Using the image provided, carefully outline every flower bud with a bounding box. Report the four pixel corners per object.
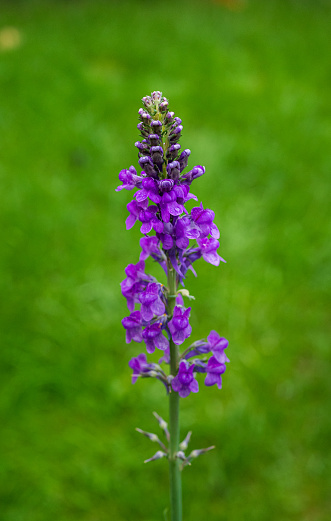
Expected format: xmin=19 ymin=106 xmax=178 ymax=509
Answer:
xmin=149 ymin=133 xmax=161 ymax=146
xmin=181 ymin=165 xmax=205 ymax=184
xmin=167 ymin=161 xmax=180 ymax=180
xmin=150 ymin=145 xmax=164 ymax=164
xmin=142 ymin=96 xmax=153 ymax=109
xmin=179 ymin=431 xmax=192 ymax=451
xmin=191 ymin=165 xmax=205 ymax=179
xmin=144 ymin=450 xmax=167 ymax=463
xmin=153 ymin=411 xmax=170 ymax=441
xmin=151 ymin=120 xmax=162 ymax=135
xmin=139 ymin=111 xmax=151 ymax=124
xmin=188 ymin=446 xmax=215 ymax=460
xmin=159 ymin=100 xmax=169 ymax=112
xmin=135 ymin=428 xmax=167 ymax=451
xmin=176 ymin=451 xmax=186 ymax=461
xmin=139 ymin=156 xmax=157 ymax=177
xmin=178 ymin=149 xmax=191 ymax=172
xmin=165 ymin=111 xmax=175 ymax=123
xmin=159 ymin=179 xmax=174 ymax=193
xmin=152 ymin=91 xmax=162 ymax=103
xmin=166 ymin=143 xmax=181 ymax=160
xmin=135 ymin=141 xmax=148 ymax=152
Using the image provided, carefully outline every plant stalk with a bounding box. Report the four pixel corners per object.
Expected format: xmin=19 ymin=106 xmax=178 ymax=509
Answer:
xmin=167 ymin=259 xmax=182 ymax=521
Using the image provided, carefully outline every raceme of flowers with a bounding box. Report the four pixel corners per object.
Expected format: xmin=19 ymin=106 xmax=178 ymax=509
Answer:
xmin=117 ymin=91 xmax=229 ymax=398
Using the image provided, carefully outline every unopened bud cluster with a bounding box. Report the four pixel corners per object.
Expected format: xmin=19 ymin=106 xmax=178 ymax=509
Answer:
xmin=136 ymin=412 xmax=215 ymax=468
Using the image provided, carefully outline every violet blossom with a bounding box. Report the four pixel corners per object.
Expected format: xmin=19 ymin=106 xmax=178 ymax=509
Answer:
xmin=138 ymin=282 xmax=166 ymax=321
xmin=171 ymin=360 xmax=199 ymax=398
xmin=122 ymin=310 xmax=143 ymax=344
xmin=143 ymin=322 xmax=169 ymax=353
xmin=129 ymin=353 xmax=157 ymax=384
xmin=168 ymin=306 xmax=192 ymax=346
xmin=204 ymin=356 xmax=226 ymax=389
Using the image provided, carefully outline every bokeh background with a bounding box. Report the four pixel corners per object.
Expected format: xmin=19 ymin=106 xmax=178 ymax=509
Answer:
xmin=1 ymin=1 xmax=330 ymax=520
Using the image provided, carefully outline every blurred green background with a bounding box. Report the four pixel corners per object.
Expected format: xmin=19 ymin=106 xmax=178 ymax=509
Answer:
xmin=0 ymin=0 xmax=330 ymax=520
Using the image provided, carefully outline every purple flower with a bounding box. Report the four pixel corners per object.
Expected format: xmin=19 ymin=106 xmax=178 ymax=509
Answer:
xmin=157 ymin=222 xmax=174 ymax=250
xmin=126 ymin=199 xmax=148 ymax=230
xmin=207 ymin=331 xmax=230 ymax=363
xmin=197 ymin=237 xmax=226 ymax=266
xmin=139 ymin=205 xmax=164 ymax=234
xmin=138 ymin=282 xmax=166 ymax=321
xmin=204 ymin=356 xmax=226 ymax=389
xmin=135 ymin=178 xmax=161 ymax=204
xmin=122 ymin=310 xmax=143 ymax=344
xmin=139 ymin=236 xmax=161 ymax=261
xmin=129 ymin=353 xmax=156 ymax=384
xmin=171 ymin=360 xmax=199 ymax=398
xmin=115 ymin=166 xmax=141 ymax=192
xmin=174 ymin=216 xmax=200 ymax=249
xmin=175 ymin=184 xmax=198 ymax=206
xmin=168 ymin=306 xmax=192 ymax=345
xmin=160 ymin=189 xmax=184 ymax=223
xmin=120 ymin=261 xmax=153 ymax=312
xmin=191 ymin=203 xmax=220 ymax=239
xmin=143 ymin=322 xmax=169 ymax=353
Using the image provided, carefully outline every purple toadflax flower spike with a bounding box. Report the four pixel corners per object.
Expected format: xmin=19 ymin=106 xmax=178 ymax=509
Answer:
xmin=117 ymin=91 xmax=230 ymax=521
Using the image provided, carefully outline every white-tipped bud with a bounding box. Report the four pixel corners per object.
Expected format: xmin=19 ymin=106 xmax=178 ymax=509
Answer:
xmin=176 ymin=451 xmax=186 ymax=461
xmin=179 ymin=431 xmax=192 ymax=451
xmin=188 ymin=446 xmax=215 ymax=460
xmin=144 ymin=450 xmax=167 ymax=463
xmin=153 ymin=411 xmax=170 ymax=442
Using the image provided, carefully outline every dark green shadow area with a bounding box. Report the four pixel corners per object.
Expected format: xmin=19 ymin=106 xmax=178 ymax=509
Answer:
xmin=0 ymin=1 xmax=330 ymax=520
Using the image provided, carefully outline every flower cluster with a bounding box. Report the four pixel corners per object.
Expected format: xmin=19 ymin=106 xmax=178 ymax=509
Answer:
xmin=117 ymin=91 xmax=229 ymax=397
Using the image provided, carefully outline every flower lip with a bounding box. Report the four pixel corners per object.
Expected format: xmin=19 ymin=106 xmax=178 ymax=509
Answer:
xmin=139 ymin=284 xmax=158 ymax=305
xmin=179 ymin=371 xmax=193 ymax=385
xmin=143 ymin=323 xmax=161 ymax=340
xmin=173 ymin=316 xmax=189 ymax=329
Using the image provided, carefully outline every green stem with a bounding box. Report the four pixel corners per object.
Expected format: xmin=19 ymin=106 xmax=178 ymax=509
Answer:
xmin=167 ymin=259 xmax=182 ymax=521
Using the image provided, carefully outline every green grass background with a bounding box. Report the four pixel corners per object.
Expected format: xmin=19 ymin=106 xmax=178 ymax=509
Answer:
xmin=0 ymin=0 xmax=330 ymax=520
